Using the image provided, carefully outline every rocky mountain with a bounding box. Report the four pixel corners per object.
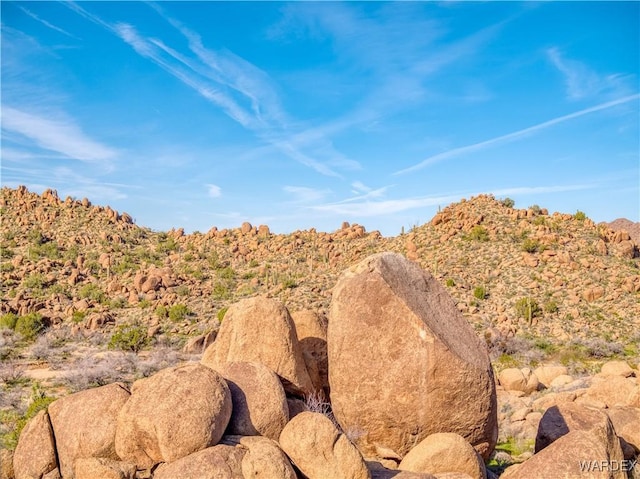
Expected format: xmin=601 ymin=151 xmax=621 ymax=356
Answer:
xmin=1 ymin=185 xmax=639 ymax=478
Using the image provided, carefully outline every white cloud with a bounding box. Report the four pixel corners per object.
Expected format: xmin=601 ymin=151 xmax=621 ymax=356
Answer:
xmin=207 ymin=184 xmax=222 ymax=198
xmin=395 ymin=94 xmax=640 ymax=175
xmin=351 ymin=180 xmax=371 ymax=193
xmin=547 ymin=47 xmax=633 ymax=101
xmin=19 ymin=6 xmax=78 ymax=39
xmin=283 ymin=185 xmax=331 ymax=203
xmin=1 ymin=105 xmax=118 ymax=163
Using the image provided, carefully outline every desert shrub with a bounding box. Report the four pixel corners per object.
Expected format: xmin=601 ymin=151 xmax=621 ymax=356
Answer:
xmin=0 ymin=386 xmax=55 ymax=450
xmin=155 ymin=305 xmax=168 ymax=319
xmin=217 ymin=306 xmax=229 ymax=323
xmin=473 ymin=286 xmax=487 ymax=300
xmin=217 ymin=266 xmax=235 ymax=280
xmin=514 ymin=297 xmax=541 ymax=323
xmin=15 ymin=313 xmax=46 ymax=341
xmin=138 ymin=299 xmax=152 ymax=309
xmin=78 ymin=284 xmax=107 ymax=304
xmin=248 ymin=259 xmax=259 ymax=268
xmin=23 ymin=273 xmax=46 ymax=292
xmin=543 ymin=300 xmax=559 ymax=314
xmin=0 ymin=262 xmax=14 ymax=273
xmin=156 ymin=236 xmax=178 ymax=254
xmin=529 ymin=204 xmax=542 ymax=215
xmin=501 ymin=197 xmax=515 ymax=208
xmin=445 ymin=278 xmax=455 ymax=287
xmin=28 ymin=229 xmax=45 ymax=245
xmin=0 ymin=313 xmax=18 ymax=330
xmin=574 ymin=210 xmax=587 ymax=221
xmin=467 ymin=225 xmax=489 ymax=242
xmin=281 ymin=277 xmax=297 ymax=289
xmin=108 ymin=322 xmax=149 ymax=352
xmin=168 ymin=304 xmax=190 ymax=322
xmin=175 ymin=285 xmax=190 ymax=297
xmin=521 ymin=238 xmax=541 ymax=253
xmin=71 ymin=311 xmax=86 ymax=324
xmin=0 ymin=245 xmax=13 ymax=259
xmin=109 ymin=297 xmax=127 ymax=309
xmin=212 ymin=281 xmax=232 ymax=300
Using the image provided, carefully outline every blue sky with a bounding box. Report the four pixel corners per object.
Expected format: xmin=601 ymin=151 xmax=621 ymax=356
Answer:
xmin=1 ymin=1 xmax=638 ymax=236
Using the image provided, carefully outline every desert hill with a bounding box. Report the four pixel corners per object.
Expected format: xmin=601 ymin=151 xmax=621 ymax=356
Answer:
xmin=1 ymin=185 xmax=640 ymax=476
xmin=1 ymin=185 xmax=638 ymax=349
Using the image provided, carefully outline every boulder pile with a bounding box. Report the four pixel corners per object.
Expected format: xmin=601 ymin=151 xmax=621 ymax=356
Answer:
xmin=8 ymin=253 xmax=639 ymax=479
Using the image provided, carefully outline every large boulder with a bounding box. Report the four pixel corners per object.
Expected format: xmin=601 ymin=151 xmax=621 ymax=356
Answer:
xmin=221 ymin=435 xmax=297 ymax=479
xmin=581 ymin=375 xmax=640 ymax=408
xmin=115 ymin=363 xmax=232 ymax=469
xmin=398 ymin=433 xmax=486 ymax=479
xmin=217 ymin=361 xmax=289 ymax=440
xmin=279 ymin=411 xmax=370 ymax=479
xmin=498 ymin=368 xmax=539 ymax=394
xmin=153 ymin=445 xmax=244 ymax=479
xmin=605 ymin=407 xmax=640 ymax=458
xmin=201 ymin=297 xmax=314 ymax=397
xmin=502 ymin=429 xmax=626 ymax=479
xmin=13 ymin=410 xmax=58 ymax=479
xmin=73 ymin=458 xmax=136 ymax=479
xmin=533 ymin=365 xmax=568 ymax=389
xmin=328 ymin=252 xmax=497 ymax=459
xmin=48 ymin=382 xmax=130 ymax=479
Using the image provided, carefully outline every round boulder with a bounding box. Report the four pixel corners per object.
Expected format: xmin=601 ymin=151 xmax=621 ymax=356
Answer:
xmin=217 ymin=361 xmax=289 ymax=440
xmin=328 ymin=252 xmax=497 ymax=459
xmin=399 ymin=433 xmax=486 ymax=479
xmin=201 ymin=297 xmax=314 ymax=397
xmin=48 ymin=382 xmax=130 ymax=478
xmin=115 ymin=363 xmax=232 ymax=469
xmin=279 ymin=411 xmax=370 ymax=479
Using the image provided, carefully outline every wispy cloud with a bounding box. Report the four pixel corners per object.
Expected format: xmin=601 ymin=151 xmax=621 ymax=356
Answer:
xmin=64 ymin=1 xmax=353 ymax=178
xmin=283 ymin=185 xmax=332 ymax=203
xmin=490 ymin=184 xmax=591 ymax=197
xmin=18 ymin=6 xmax=79 ymax=39
xmin=206 ymin=184 xmax=222 ymax=198
xmin=311 ymin=194 xmax=462 ymax=217
xmin=395 ymin=94 xmax=640 ymax=175
xmin=1 ymin=105 xmax=119 ymax=164
xmin=547 ymin=47 xmax=633 ymax=101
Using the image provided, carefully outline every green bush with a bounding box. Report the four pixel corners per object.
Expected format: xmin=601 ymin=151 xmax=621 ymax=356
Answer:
xmin=78 ymin=284 xmax=107 ymax=304
xmin=168 ymin=304 xmax=190 ymax=322
xmin=0 ymin=386 xmax=55 ymax=451
xmin=15 ymin=313 xmax=46 ymax=341
xmin=23 ymin=273 xmax=46 ymax=291
xmin=71 ymin=311 xmax=86 ymax=324
xmin=212 ymin=281 xmax=232 ymax=300
xmin=217 ymin=307 xmax=229 ymax=323
xmin=544 ymin=300 xmax=559 ymax=314
xmin=108 ymin=322 xmax=149 ymax=352
xmin=574 ymin=210 xmax=587 ymax=221
xmin=445 ymin=278 xmax=455 ymax=287
xmin=521 ymin=238 xmax=541 ymax=253
xmin=514 ymin=297 xmax=541 ymax=324
xmin=0 ymin=313 xmax=18 ymax=330
xmin=501 ymin=197 xmax=515 ymax=208
xmin=155 ymin=305 xmax=168 ymax=319
xmin=466 ymin=225 xmax=489 ymax=242
xmin=473 ymin=286 xmax=487 ymax=300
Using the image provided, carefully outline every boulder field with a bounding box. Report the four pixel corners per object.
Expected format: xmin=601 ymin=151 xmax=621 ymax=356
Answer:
xmin=8 ymin=253 xmax=639 ymax=479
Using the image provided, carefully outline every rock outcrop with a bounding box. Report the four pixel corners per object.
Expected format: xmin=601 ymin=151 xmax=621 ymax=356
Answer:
xmin=328 ymin=252 xmax=497 ymax=459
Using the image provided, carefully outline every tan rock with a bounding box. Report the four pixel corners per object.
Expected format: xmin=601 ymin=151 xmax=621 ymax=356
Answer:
xmin=533 ymin=365 xmax=568 ymax=388
xmin=399 ymin=433 xmax=486 ymax=479
xmin=153 ymin=445 xmax=244 ymax=479
xmin=221 ymin=435 xmax=297 ymax=479
xmin=328 ymin=253 xmax=497 ymax=459
xmin=550 ymin=374 xmax=574 ymax=388
xmin=115 ymin=364 xmax=232 ymax=469
xmin=73 ymin=458 xmax=136 ymax=479
xmin=48 ymin=383 xmax=130 ymax=479
xmin=606 ymin=406 xmax=640 ymax=458
xmin=498 ymin=368 xmax=539 ymax=394
xmin=582 ymin=375 xmax=640 ymax=408
xmin=217 ymin=361 xmax=288 ymax=441
xmin=13 ymin=410 xmax=58 ymax=479
xmin=290 ymin=310 xmax=329 ymax=397
xmin=583 ymin=286 xmax=605 ymax=302
xmin=201 ymin=297 xmax=314 ymax=397
xmin=0 ymin=449 xmax=14 ymax=479
xmin=601 ymin=360 xmax=635 ymax=378
xmin=502 ymin=429 xmax=625 ymax=479
xmin=279 ymin=411 xmax=370 ymax=479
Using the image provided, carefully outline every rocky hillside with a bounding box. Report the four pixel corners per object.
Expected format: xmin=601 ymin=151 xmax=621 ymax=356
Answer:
xmin=1 ymin=186 xmax=638 ymax=343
